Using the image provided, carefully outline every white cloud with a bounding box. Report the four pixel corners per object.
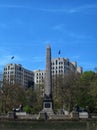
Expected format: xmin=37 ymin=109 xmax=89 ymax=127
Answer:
xmin=0 ymin=3 xmax=97 ymax=15
xmin=68 ymin=4 xmax=97 ymax=14
xmin=31 ymin=4 xmax=97 ymax=14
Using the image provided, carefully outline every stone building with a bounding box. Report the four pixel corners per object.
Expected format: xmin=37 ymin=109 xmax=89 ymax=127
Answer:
xmin=51 ymin=58 xmax=82 ymax=75
xmin=34 ymin=70 xmax=46 ymax=86
xmin=3 ymin=63 xmax=34 ymax=88
xmin=34 ymin=57 xmax=83 ymax=85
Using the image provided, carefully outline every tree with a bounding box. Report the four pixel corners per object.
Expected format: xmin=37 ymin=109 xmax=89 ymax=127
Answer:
xmin=52 ymin=72 xmax=80 ymax=112
xmin=0 ymin=82 xmax=26 ymax=113
xmin=62 ymin=72 xmax=80 ymax=111
xmin=76 ymin=71 xmax=97 ymax=112
xmin=80 ymin=71 xmax=96 ymax=85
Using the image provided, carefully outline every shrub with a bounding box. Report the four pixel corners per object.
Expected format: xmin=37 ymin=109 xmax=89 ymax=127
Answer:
xmin=23 ymin=105 xmax=32 ymax=114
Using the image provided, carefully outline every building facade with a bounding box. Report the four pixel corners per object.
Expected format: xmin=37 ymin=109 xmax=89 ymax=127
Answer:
xmin=51 ymin=58 xmax=83 ymax=75
xmin=3 ymin=63 xmax=34 ymax=88
xmin=34 ymin=70 xmax=45 ymax=96
xmin=3 ymin=58 xmax=82 ymax=89
xmin=34 ymin=57 xmax=83 ymax=85
xmin=34 ymin=70 xmax=45 ymax=85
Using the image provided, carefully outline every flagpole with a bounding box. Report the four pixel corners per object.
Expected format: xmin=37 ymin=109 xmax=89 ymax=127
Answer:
xmin=58 ymin=50 xmax=61 ymax=58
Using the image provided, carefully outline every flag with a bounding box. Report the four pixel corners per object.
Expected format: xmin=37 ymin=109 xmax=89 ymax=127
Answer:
xmin=11 ymin=56 xmax=14 ymax=59
xmin=58 ymin=50 xmax=61 ymax=55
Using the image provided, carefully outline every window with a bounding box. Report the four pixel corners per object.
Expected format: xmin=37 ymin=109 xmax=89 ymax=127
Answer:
xmin=56 ymin=60 xmax=57 ymax=65
xmin=8 ymin=66 xmax=10 ymax=70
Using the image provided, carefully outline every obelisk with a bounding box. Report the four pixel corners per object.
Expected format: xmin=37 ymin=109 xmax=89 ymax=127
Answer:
xmin=43 ymin=44 xmax=53 ymax=115
xmin=45 ymin=45 xmax=52 ymax=98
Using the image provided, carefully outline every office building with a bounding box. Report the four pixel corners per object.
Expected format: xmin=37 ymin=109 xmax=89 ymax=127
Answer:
xmin=51 ymin=58 xmax=82 ymax=75
xmin=34 ymin=57 xmax=83 ymax=85
xmin=3 ymin=63 xmax=34 ymax=88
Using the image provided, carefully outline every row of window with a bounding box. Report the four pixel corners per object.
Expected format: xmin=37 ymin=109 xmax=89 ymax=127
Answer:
xmin=51 ymin=66 xmax=64 ymax=69
xmin=4 ymin=66 xmax=22 ymax=70
xmin=36 ymin=73 xmax=45 ymax=76
xmin=36 ymin=80 xmax=44 ymax=83
xmin=51 ymin=61 xmax=69 ymax=66
xmin=37 ymin=76 xmax=44 ymax=80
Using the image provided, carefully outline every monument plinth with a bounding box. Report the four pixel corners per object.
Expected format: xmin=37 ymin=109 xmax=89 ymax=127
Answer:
xmin=42 ymin=45 xmax=53 ymax=116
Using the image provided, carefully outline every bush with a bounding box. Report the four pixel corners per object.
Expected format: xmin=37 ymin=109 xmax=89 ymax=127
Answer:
xmin=23 ymin=105 xmax=32 ymax=114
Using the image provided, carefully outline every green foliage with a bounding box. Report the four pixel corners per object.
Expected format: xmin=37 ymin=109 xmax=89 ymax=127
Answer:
xmin=23 ymin=105 xmax=32 ymax=113
xmin=52 ymin=71 xmax=97 ymax=113
xmin=80 ymin=71 xmax=96 ymax=84
xmin=76 ymin=71 xmax=97 ymax=112
xmin=0 ymin=70 xmax=97 ymax=114
xmin=0 ymin=83 xmax=26 ymax=113
xmin=0 ymin=82 xmax=43 ymax=114
xmin=52 ymin=72 xmax=79 ymax=112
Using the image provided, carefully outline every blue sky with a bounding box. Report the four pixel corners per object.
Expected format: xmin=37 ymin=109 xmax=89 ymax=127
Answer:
xmin=0 ymin=0 xmax=97 ymax=72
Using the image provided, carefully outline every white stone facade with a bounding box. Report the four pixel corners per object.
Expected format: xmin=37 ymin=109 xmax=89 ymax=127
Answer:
xmin=34 ymin=57 xmax=83 ymax=85
xmin=51 ymin=58 xmax=76 ymax=75
xmin=34 ymin=70 xmax=46 ymax=85
xmin=3 ymin=63 xmax=34 ymax=88
xmin=3 ymin=59 xmax=82 ymax=88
